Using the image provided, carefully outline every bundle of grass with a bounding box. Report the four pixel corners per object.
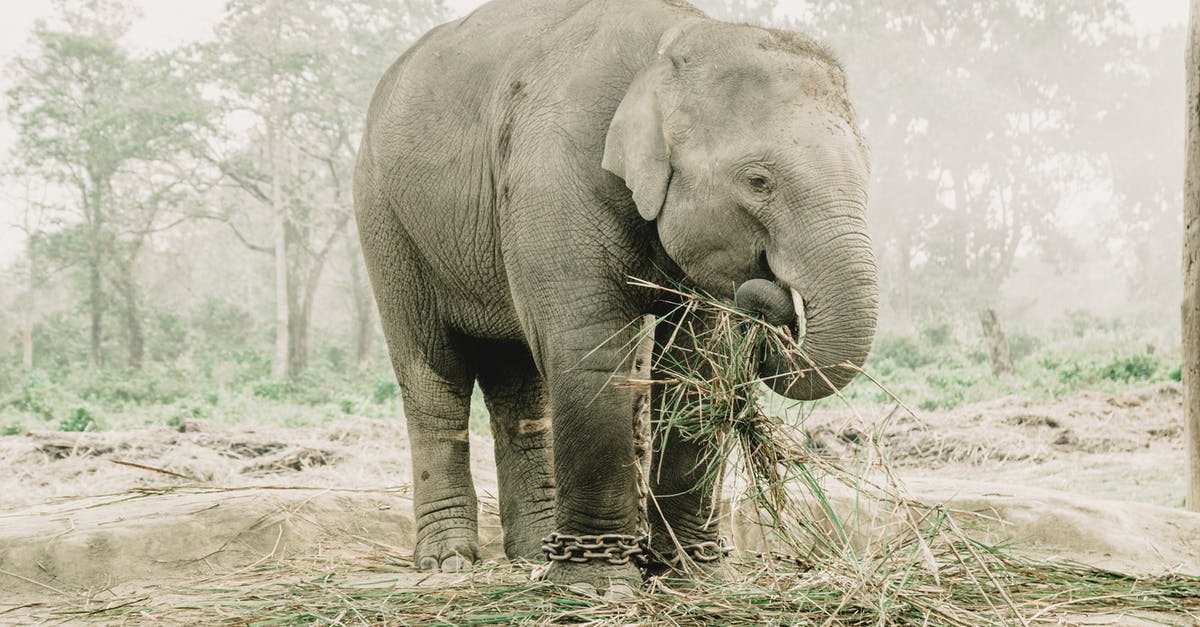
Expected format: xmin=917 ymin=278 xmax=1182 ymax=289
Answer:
xmin=627 ymin=277 xmax=1200 ymax=624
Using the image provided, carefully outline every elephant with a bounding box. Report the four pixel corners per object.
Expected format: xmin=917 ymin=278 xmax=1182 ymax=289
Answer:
xmin=354 ymin=0 xmax=878 ymax=593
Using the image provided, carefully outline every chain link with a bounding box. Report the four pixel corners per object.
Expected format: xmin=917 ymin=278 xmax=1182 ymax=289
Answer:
xmin=541 ymin=532 xmax=649 ymax=566
xmin=656 ymin=537 xmax=734 ymax=567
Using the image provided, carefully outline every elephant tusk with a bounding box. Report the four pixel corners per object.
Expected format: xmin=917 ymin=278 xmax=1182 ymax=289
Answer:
xmin=791 ymin=288 xmax=806 ymax=339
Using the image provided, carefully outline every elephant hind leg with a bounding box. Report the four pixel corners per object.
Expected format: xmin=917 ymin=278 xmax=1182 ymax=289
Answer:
xmin=475 ymin=342 xmax=555 ymax=561
xmin=358 ymin=201 xmax=480 ymax=571
xmin=398 ymin=356 xmax=480 ymax=571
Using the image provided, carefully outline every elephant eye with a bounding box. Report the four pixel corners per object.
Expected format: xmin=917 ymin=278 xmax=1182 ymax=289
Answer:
xmin=746 ymin=174 xmax=773 ymax=194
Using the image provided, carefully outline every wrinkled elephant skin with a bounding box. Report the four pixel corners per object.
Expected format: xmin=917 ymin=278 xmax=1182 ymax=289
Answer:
xmin=354 ymin=0 xmax=879 ymax=590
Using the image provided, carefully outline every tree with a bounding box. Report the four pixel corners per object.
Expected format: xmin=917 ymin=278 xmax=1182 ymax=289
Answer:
xmin=202 ymin=0 xmax=445 ymax=377
xmin=6 ymin=0 xmax=206 ymax=368
xmin=1183 ymin=0 xmax=1200 ymax=512
xmin=5 ymin=172 xmax=52 ymax=369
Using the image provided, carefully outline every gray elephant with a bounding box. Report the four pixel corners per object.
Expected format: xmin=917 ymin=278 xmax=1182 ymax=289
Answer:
xmin=354 ymin=0 xmax=878 ymax=592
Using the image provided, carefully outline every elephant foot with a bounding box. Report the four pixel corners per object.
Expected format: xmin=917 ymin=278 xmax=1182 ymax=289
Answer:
xmin=414 ymin=530 xmax=478 ymax=572
xmin=540 ymin=561 xmax=642 ymax=600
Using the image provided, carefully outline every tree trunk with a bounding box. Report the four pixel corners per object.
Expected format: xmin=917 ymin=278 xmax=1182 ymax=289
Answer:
xmin=1183 ymin=0 xmax=1200 ymax=512
xmin=88 ymin=183 xmax=105 ymax=368
xmin=22 ymin=252 xmax=35 ymax=370
xmin=288 ymin=263 xmax=308 ymax=377
xmin=978 ymin=308 xmax=1014 ymax=376
xmin=269 ymin=119 xmax=290 ymax=380
xmin=893 ymin=228 xmax=915 ymax=334
xmin=348 ymin=238 xmax=374 ymax=367
xmin=119 ymin=263 xmax=144 ymax=370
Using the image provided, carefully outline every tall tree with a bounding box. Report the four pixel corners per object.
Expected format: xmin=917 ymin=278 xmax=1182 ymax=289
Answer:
xmin=1183 ymin=0 xmax=1200 ymax=512
xmin=203 ymin=0 xmax=445 ymax=377
xmin=6 ymin=0 xmax=205 ymax=368
xmin=7 ymin=172 xmax=52 ymax=369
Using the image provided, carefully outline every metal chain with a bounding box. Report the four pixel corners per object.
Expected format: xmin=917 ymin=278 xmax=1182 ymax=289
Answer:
xmin=541 ymin=532 xmax=649 ymax=566
xmin=657 ymin=537 xmax=734 ymax=567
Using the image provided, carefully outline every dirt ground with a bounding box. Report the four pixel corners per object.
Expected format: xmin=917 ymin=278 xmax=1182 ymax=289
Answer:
xmin=1 ymin=382 xmax=1197 ymax=622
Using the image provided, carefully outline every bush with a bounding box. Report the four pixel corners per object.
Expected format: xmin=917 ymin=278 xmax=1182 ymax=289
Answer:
xmin=871 ymin=335 xmax=935 ymax=370
xmin=372 ymin=377 xmax=400 ymax=404
xmin=148 ymin=312 xmax=189 ymax=363
xmin=1007 ymin=330 xmax=1041 ymax=363
xmin=5 ymin=371 xmax=59 ymax=422
xmin=1099 ymin=354 xmax=1157 ymax=383
xmin=252 ymin=380 xmax=288 ymax=401
xmin=1062 ymin=309 xmax=1110 ymax=338
xmin=1169 ymin=365 xmax=1183 ymax=382
xmin=920 ymin=323 xmax=953 ymax=347
xmin=190 ymin=297 xmax=254 ymax=351
xmin=59 ymin=407 xmax=98 ymax=432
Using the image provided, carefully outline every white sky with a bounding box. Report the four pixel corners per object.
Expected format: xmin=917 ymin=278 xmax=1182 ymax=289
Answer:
xmin=0 ymin=0 xmax=1189 ymax=264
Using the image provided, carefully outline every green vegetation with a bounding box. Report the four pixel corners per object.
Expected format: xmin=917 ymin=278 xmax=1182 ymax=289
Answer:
xmin=0 ymin=346 xmax=405 ymax=434
xmin=0 ymin=307 xmax=1178 ymax=436
xmin=811 ymin=315 xmax=1179 ymax=413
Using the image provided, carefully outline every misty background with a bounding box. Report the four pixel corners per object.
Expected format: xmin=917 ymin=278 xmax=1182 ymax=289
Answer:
xmin=0 ymin=0 xmax=1188 ymax=431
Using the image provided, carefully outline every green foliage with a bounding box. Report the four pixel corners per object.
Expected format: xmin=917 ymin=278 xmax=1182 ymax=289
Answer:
xmin=1099 ymin=354 xmax=1157 ymax=383
xmin=5 ymin=370 xmax=60 ymax=422
xmin=59 ymin=407 xmax=98 ymax=432
xmin=870 ymin=334 xmax=935 ymax=371
xmin=251 ymin=380 xmax=288 ymax=401
xmin=190 ymin=298 xmax=255 ymax=353
xmin=1 ymin=424 xmax=22 ymax=436
xmin=920 ymin=323 xmax=953 ymax=347
xmin=1061 ymin=310 xmax=1115 ymax=338
xmin=147 ymin=313 xmax=190 ymax=363
xmin=371 ymin=377 xmax=400 ymax=404
xmin=1007 ymin=329 xmax=1041 ymax=363
xmin=817 ymin=311 xmax=1178 ymax=414
xmin=1169 ymin=365 xmax=1183 ymax=382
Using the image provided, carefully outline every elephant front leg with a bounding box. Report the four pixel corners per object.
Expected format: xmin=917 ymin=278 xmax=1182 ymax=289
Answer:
xmin=541 ymin=325 xmax=645 ymax=594
xmin=402 ymin=366 xmax=480 ymax=572
xmin=648 ymin=426 xmax=730 ymax=576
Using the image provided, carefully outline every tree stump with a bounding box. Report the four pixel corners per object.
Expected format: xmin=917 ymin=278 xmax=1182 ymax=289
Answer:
xmin=979 ymin=308 xmax=1015 ymax=377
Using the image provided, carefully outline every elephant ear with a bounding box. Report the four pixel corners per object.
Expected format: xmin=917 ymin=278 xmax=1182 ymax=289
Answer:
xmin=602 ymin=62 xmax=672 ymax=221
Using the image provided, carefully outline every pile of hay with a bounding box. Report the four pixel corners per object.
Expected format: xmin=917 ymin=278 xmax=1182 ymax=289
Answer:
xmin=36 ymin=280 xmax=1200 ymax=625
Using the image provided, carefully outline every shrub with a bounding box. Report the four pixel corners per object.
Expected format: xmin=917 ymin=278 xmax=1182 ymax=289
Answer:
xmin=1062 ymin=309 xmax=1109 ymax=338
xmin=372 ymin=378 xmax=400 ymax=404
xmin=1007 ymin=330 xmax=1041 ymax=363
xmin=6 ymin=371 xmax=59 ymax=422
xmin=920 ymin=323 xmax=953 ymax=347
xmin=1100 ymin=354 xmax=1157 ymax=383
xmin=59 ymin=407 xmax=98 ymax=432
xmin=1169 ymin=365 xmax=1183 ymax=382
xmin=252 ymin=380 xmax=288 ymax=401
xmin=870 ymin=335 xmax=935 ymax=370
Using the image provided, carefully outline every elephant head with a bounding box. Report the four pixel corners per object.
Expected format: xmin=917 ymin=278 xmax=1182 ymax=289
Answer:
xmin=603 ymin=20 xmax=878 ymax=401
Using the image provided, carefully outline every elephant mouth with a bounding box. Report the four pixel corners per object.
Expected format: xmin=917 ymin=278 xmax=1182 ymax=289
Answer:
xmin=733 ymin=278 xmax=803 ymax=333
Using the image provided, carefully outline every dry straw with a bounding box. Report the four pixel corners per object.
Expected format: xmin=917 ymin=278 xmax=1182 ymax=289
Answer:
xmin=37 ymin=279 xmax=1200 ymax=625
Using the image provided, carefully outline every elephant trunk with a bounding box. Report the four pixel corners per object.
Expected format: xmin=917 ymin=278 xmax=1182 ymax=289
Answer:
xmin=742 ymin=212 xmax=879 ymax=401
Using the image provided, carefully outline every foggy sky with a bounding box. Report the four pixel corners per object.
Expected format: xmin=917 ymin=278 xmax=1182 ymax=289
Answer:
xmin=0 ymin=0 xmax=1188 ymax=265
